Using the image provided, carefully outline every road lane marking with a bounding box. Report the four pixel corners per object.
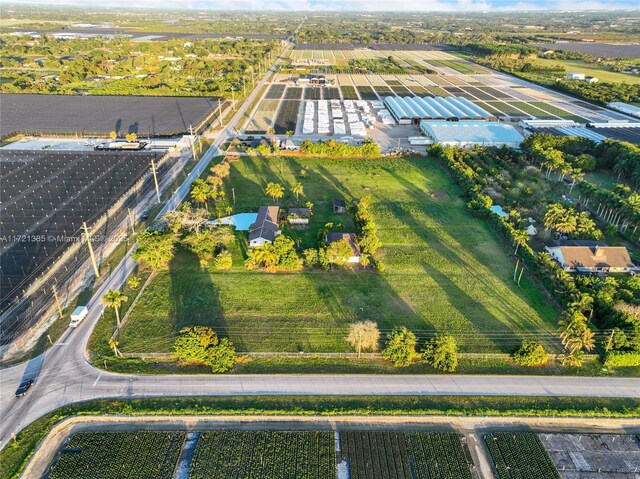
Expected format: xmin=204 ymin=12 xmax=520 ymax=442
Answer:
xmin=92 ymin=374 xmax=102 ymax=387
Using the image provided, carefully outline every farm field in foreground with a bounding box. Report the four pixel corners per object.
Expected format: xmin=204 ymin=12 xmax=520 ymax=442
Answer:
xmin=190 ymin=431 xmax=335 ymax=479
xmin=115 ymin=156 xmax=557 ymax=354
xmin=342 ymin=431 xmax=473 ymax=479
xmin=484 ymin=432 xmax=561 ymax=479
xmin=48 ymin=431 xmax=185 ymax=479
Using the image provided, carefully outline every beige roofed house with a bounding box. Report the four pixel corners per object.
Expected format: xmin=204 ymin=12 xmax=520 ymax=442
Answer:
xmin=545 ymin=244 xmax=634 ymax=273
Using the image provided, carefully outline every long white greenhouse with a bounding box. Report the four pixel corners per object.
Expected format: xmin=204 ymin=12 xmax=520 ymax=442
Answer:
xmin=384 ymin=96 xmax=493 ymax=124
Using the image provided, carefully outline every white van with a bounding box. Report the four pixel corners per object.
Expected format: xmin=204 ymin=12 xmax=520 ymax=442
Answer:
xmin=69 ymin=306 xmax=89 ymax=328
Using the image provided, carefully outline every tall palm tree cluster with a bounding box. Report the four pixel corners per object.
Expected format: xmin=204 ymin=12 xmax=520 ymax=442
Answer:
xmin=543 ymin=203 xmax=601 ymax=239
xmin=576 ymin=182 xmax=640 ymax=239
xmin=558 ymin=293 xmax=596 ymax=366
xmin=190 ymin=160 xmax=232 ymax=210
xmin=264 ymin=182 xmax=304 ymax=204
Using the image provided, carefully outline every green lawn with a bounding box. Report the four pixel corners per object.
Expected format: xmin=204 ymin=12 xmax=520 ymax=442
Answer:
xmin=116 ymin=156 xmax=558 ymax=354
xmin=532 ymin=58 xmax=640 ymax=85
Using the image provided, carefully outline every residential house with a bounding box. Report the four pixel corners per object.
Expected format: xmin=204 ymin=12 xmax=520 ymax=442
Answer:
xmin=545 ymin=241 xmax=633 ymax=274
xmin=248 ymin=206 xmax=280 ymax=247
xmin=326 ymin=232 xmax=361 ymax=263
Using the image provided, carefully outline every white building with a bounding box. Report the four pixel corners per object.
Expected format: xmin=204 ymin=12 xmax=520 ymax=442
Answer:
xmin=566 ymin=72 xmax=586 ymax=80
xmin=419 ymin=121 xmax=524 ymax=148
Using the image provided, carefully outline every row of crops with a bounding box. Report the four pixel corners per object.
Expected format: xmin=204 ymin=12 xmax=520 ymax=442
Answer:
xmin=341 ymin=431 xmax=474 ymax=479
xmin=48 ymin=431 xmax=185 ymax=479
xmin=189 ymin=431 xmax=335 ymax=479
xmin=484 ymin=433 xmax=561 ymax=479
xmin=46 ymin=430 xmax=572 ymax=479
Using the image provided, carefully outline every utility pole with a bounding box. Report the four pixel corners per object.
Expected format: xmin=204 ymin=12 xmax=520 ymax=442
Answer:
xmin=189 ymin=124 xmax=197 ymax=160
xmin=52 ymin=285 xmax=63 ymax=319
xmin=231 ymin=87 xmax=236 ymax=111
xmin=605 ymin=329 xmax=615 ymax=352
xmin=218 ymin=98 xmax=223 ymax=127
xmin=517 ymin=267 xmax=524 ymax=287
xmin=83 ymin=222 xmax=100 ymax=278
xmin=150 ymin=159 xmax=161 ymax=202
xmin=127 ymin=208 xmax=135 ymax=234
xmin=242 ymin=77 xmax=246 ymax=97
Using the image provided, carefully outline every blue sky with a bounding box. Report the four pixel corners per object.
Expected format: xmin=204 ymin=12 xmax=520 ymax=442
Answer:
xmin=10 ymin=0 xmax=640 ymax=10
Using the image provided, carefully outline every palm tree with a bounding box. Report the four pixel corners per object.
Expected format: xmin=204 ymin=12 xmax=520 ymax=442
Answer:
xmin=292 ymin=182 xmax=304 ymax=202
xmin=109 ymin=131 xmax=117 ymax=140
xmin=108 ymin=339 xmax=122 ymax=357
xmin=512 ymin=229 xmax=528 ymax=255
xmin=305 ymin=201 xmax=314 ymax=214
xmin=190 ymin=179 xmax=211 ymax=210
xmin=101 ymin=289 xmax=129 ymax=329
xmin=569 ymin=169 xmax=584 ymax=194
xmin=253 ymin=247 xmax=278 ymax=270
xmin=286 ymin=130 xmax=294 ymax=139
xmin=569 ymin=292 xmax=594 ymax=319
xmin=265 ymin=182 xmax=284 ymax=203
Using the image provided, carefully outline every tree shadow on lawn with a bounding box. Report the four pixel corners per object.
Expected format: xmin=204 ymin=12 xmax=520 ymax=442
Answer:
xmin=302 ymin=268 xmax=432 ymax=353
xmin=383 ymin=169 xmax=558 ymax=351
xmin=169 ymin=249 xmax=244 ymax=351
xmin=242 ymin=156 xmax=296 ymax=197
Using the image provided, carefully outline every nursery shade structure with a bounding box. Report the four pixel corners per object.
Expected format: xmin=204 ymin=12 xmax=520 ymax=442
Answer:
xmin=384 ymin=95 xmax=492 ymax=124
xmin=420 ymin=120 xmax=524 ymax=148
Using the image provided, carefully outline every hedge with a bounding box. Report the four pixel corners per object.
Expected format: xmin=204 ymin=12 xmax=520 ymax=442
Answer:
xmin=604 ymin=352 xmax=640 ymax=367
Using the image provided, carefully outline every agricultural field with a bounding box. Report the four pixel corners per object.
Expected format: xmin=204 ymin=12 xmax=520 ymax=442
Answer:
xmin=47 ymin=431 xmax=185 ymax=479
xmin=532 ymin=58 xmax=640 ymax=84
xmin=341 ymin=431 xmax=473 ymax=479
xmin=340 ymin=85 xmax=359 ymax=100
xmin=190 ymin=431 xmax=335 ymax=478
xmin=245 ymin=98 xmax=280 ymax=133
xmin=484 ymin=432 xmax=561 ymax=479
xmin=115 ymin=156 xmax=558 ymax=355
xmin=0 ymin=94 xmax=222 ymax=138
xmin=273 ymin=100 xmax=300 ymax=134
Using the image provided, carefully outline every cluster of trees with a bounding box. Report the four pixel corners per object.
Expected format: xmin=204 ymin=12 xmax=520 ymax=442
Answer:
xmin=381 ymin=327 xmax=459 ymax=372
xmin=245 ymin=235 xmax=302 ymax=271
xmin=303 ymin=238 xmax=354 ymax=270
xmin=1 ymin=35 xmax=280 ymax=97
xmin=167 ymin=208 xmax=235 ymax=270
xmin=173 ymin=326 xmax=236 ymax=373
xmin=523 ymin=133 xmax=596 ymax=183
xmin=190 ymin=160 xmax=232 ymax=210
xmin=512 ymin=340 xmax=549 ymax=367
xmin=354 ymin=195 xmax=382 ymax=259
xmin=595 ymin=140 xmax=640 ymax=185
xmin=299 ymin=139 xmax=380 ymax=158
xmin=554 ymin=79 xmax=640 ymax=105
xmin=301 ymin=196 xmax=381 ymax=270
xmin=543 ymin=203 xmax=601 ymax=240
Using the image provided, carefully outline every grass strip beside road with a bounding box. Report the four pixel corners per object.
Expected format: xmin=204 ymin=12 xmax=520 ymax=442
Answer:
xmin=2 ymin=395 xmax=639 ymax=479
